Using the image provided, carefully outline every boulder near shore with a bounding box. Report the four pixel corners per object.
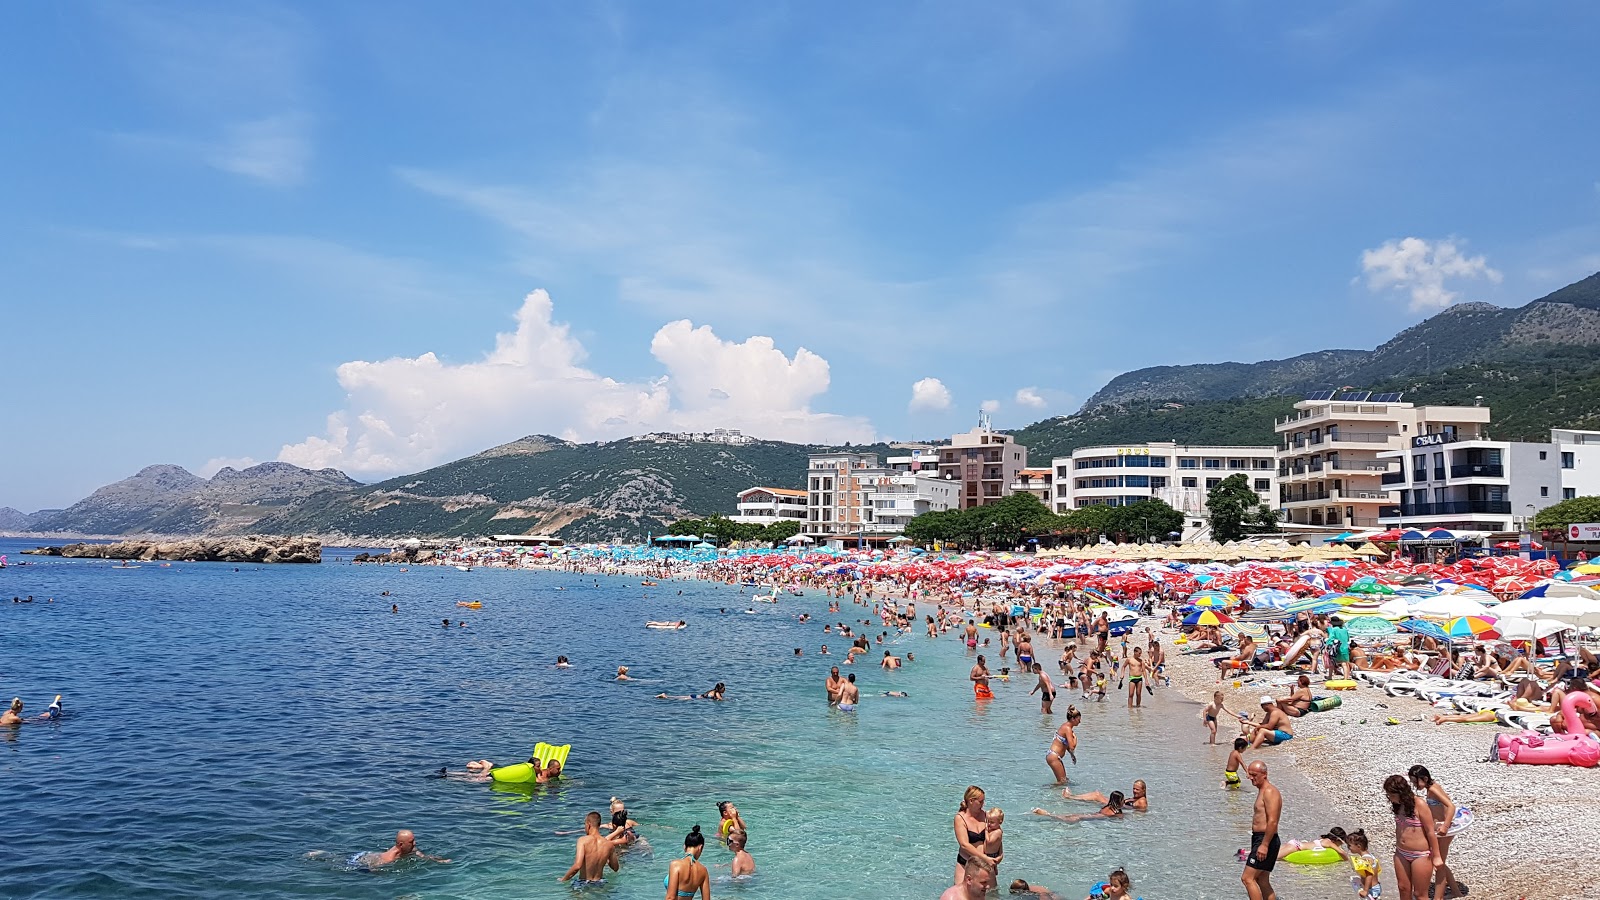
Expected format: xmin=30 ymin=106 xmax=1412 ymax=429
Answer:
xmin=22 ymin=536 xmax=321 ymax=563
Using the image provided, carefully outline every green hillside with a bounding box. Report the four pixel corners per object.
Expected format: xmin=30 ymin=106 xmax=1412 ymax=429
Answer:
xmin=1010 ymin=396 xmax=1297 ymax=460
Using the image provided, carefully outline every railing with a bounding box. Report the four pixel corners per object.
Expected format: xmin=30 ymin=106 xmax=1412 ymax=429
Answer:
xmin=1450 ymin=464 xmax=1504 ymax=479
xmin=1381 ymin=471 xmax=1407 ymax=485
xmin=1307 ymin=461 xmax=1324 ymax=472
xmin=1328 ymin=461 xmax=1392 ymax=472
xmin=1282 ymin=490 xmax=1331 ymax=503
xmin=1330 ymin=432 xmax=1394 ymax=444
xmin=1339 ymin=490 xmax=1393 ymax=501
xmin=1395 ymin=501 xmax=1512 ymax=516
xmin=1433 ymin=469 xmax=1446 ymax=481
xmin=1277 ymin=404 xmax=1398 ymax=426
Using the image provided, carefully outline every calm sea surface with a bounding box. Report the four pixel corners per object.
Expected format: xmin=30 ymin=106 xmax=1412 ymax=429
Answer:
xmin=1 ymin=538 xmax=1335 ymax=899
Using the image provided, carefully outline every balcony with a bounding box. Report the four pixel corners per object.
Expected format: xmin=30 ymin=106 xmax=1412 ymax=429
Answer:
xmin=1329 ymin=432 xmax=1394 ymax=445
xmin=1328 ymin=461 xmax=1392 ymax=473
xmin=1381 ymin=471 xmax=1406 ymax=485
xmin=1393 ymin=500 xmax=1512 ymax=516
xmin=1281 ymin=489 xmax=1331 ymax=503
xmin=1450 ymin=463 xmax=1505 ymax=479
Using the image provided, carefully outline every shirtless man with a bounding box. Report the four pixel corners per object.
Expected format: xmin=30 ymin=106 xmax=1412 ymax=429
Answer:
xmin=838 ymin=673 xmax=861 ymax=709
xmin=964 ymin=620 xmax=979 ymax=650
xmin=825 ymin=666 xmax=844 ymax=704
xmin=1242 ymin=762 xmax=1281 ymax=900
xmin=1125 ymin=647 xmax=1148 ymax=708
xmin=1028 ymin=662 xmax=1056 ymax=714
xmin=970 ymin=655 xmax=993 ymax=700
xmin=881 ymin=651 xmax=902 ymax=670
xmin=940 ymin=857 xmax=997 ymax=900
xmin=1064 ymin=779 xmax=1148 ymax=811
xmin=615 ymin=666 xmax=633 ymax=681
xmin=558 ymin=811 xmax=620 ymax=885
xmin=370 ymin=830 xmax=450 ymax=866
xmin=1243 ymin=697 xmax=1295 ymax=750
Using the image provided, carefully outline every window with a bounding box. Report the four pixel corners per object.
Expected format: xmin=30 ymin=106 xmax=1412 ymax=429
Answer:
xmin=1151 ymin=476 xmax=1168 ymax=490
xmin=1229 ymin=458 xmax=1246 ymax=470
xmin=1254 ymin=459 xmax=1273 ymax=470
xmin=1541 ymin=486 xmax=1549 ymax=497
xmin=1562 ymin=452 xmax=1575 ymax=469
xmin=1206 ymin=478 xmax=1221 ymax=489
xmin=1254 ymin=478 xmax=1270 ymax=492
xmin=1181 ymin=477 xmax=1197 ymax=488
xmin=1178 ymin=459 xmax=1198 ymax=469
xmin=1565 ymin=488 xmax=1576 ymax=500
xmin=1124 ymin=475 xmax=1150 ymax=488
xmin=1148 ymin=456 xmax=1168 ymax=467
xmin=1539 ymin=451 xmax=1548 ymax=461
xmin=1204 ymin=459 xmax=1222 ymax=470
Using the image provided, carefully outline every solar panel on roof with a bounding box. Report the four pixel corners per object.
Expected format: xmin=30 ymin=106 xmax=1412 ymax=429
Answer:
xmin=1305 ymin=390 xmax=1335 ymax=401
xmin=1340 ymin=391 xmax=1371 ymax=402
xmin=1370 ymin=392 xmax=1403 ymax=403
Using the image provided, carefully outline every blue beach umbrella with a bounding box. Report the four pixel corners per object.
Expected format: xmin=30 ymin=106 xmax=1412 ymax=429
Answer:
xmin=1397 ymin=618 xmax=1448 ymax=642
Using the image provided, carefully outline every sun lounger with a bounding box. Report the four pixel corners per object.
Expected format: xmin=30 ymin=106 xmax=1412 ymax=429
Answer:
xmin=1496 ymin=710 xmax=1551 ymax=731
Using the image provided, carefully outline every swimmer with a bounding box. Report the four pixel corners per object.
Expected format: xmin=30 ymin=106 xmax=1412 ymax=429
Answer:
xmin=616 ymin=666 xmax=633 ymax=681
xmin=558 ymin=811 xmax=620 ymax=885
xmin=665 ymin=825 xmax=711 ymax=899
xmin=716 ymin=801 xmax=748 ymax=844
xmin=1086 ymin=868 xmax=1134 ymax=899
xmin=1064 ymin=780 xmax=1147 ymax=811
xmin=882 ymin=651 xmax=902 ymax=669
xmin=727 ymin=828 xmax=755 ymax=876
xmin=882 ymin=691 xmax=910 ymax=698
xmin=537 ymin=759 xmax=564 ymax=783
xmin=1007 ymin=878 xmax=1067 ymax=898
xmin=391 ymin=603 xmax=398 ymax=613
xmin=367 ymin=830 xmax=451 ymax=866
xmin=838 ymin=673 xmax=861 ymax=709
xmin=1029 ymin=791 xmax=1125 ymax=823
xmin=1224 ymin=737 xmax=1248 ymax=788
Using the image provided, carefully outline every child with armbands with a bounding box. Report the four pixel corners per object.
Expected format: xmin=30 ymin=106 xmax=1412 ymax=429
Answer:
xmin=1085 ymin=867 xmax=1134 ymax=899
xmin=1339 ymin=828 xmax=1381 ymax=899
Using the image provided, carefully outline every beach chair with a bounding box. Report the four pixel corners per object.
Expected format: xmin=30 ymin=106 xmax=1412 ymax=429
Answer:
xmin=1496 ymin=710 xmax=1552 ymax=731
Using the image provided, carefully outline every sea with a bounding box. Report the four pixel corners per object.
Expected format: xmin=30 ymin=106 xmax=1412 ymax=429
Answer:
xmin=1 ymin=537 xmax=1337 ymax=899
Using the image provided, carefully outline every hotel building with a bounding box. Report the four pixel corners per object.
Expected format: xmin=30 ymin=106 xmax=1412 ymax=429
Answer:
xmin=1050 ymin=442 xmax=1277 ymax=538
xmin=802 ymin=451 xmax=955 ymax=543
xmin=937 ymin=427 xmax=1029 ymax=509
xmin=730 ymin=487 xmax=808 ymax=526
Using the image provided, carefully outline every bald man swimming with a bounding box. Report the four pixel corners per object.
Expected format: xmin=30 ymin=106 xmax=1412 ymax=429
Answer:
xmin=369 ymin=830 xmax=450 ymax=866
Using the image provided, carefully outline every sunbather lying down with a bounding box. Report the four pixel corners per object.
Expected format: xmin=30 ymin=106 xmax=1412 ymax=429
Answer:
xmin=1432 ymin=710 xmax=1498 ymax=725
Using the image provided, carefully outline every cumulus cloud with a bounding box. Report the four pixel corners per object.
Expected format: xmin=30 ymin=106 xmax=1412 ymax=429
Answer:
xmin=908 ymin=377 xmax=953 ymax=413
xmin=276 ymin=290 xmax=874 ymax=476
xmin=1014 ymin=387 xmax=1048 ymax=409
xmin=1360 ymin=237 xmax=1502 ymax=312
xmin=980 ymin=399 xmax=1001 ymax=413
xmin=199 ymin=456 xmax=259 ymax=477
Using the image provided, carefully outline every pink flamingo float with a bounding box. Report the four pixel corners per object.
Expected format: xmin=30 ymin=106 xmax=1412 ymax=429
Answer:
xmin=1497 ymin=691 xmax=1600 ymax=767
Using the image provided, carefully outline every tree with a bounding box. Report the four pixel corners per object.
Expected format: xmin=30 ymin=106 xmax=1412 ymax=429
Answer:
xmin=1106 ymin=499 xmax=1185 ymax=543
xmin=759 ymin=520 xmax=803 ymax=544
xmin=1533 ymin=495 xmax=1600 ymax=530
xmin=1206 ymin=474 xmax=1277 ymax=543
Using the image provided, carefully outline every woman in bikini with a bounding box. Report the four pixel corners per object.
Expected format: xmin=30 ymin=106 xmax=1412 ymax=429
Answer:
xmin=663 ymin=825 xmax=710 ymax=900
xmin=1383 ymin=774 xmax=1442 ymax=900
xmin=953 ymin=785 xmax=994 ymax=885
xmin=1409 ymin=765 xmax=1468 ymax=900
xmin=1044 ymin=706 xmax=1081 ymax=784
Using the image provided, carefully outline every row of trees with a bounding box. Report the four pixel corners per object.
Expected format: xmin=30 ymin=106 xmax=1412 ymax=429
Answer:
xmin=1532 ymin=495 xmax=1600 ymax=530
xmin=663 ymin=515 xmax=802 ymax=545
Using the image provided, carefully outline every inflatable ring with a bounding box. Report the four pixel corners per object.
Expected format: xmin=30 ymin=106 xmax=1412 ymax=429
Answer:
xmin=1283 ymin=846 xmax=1343 ymax=865
xmin=1324 ymin=679 xmax=1358 ymax=691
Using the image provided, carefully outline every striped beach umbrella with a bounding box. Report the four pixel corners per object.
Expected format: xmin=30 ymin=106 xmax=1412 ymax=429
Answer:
xmin=1223 ymin=622 xmax=1267 ymax=640
xmin=1182 ymin=609 xmax=1235 ymax=626
xmin=1444 ymin=615 xmax=1500 ymax=642
xmin=1189 ymin=594 xmax=1235 ymax=608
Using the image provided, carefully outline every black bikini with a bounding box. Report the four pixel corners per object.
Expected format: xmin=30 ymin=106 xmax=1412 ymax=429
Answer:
xmin=955 ymin=816 xmax=987 ymax=866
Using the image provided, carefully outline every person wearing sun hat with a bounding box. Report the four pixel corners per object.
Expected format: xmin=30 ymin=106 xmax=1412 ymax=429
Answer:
xmin=1241 ymin=695 xmax=1295 ymax=750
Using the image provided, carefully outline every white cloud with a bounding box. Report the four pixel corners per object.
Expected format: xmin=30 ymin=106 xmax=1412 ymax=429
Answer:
xmin=980 ymin=399 xmax=1001 ymax=413
xmin=1360 ymin=237 xmax=1502 ymax=312
xmin=277 ymin=290 xmax=874 ymax=476
xmin=1014 ymin=387 xmax=1048 ymax=409
xmin=908 ymin=377 xmax=953 ymax=413
xmin=198 ymin=456 xmax=259 ymax=477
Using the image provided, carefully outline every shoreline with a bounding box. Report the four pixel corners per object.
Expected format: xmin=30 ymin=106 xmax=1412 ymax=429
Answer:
xmin=1162 ymin=640 xmax=1584 ymax=900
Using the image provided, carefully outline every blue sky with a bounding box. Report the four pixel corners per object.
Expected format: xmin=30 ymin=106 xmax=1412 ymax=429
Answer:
xmin=4 ymin=1 xmax=1599 ymax=511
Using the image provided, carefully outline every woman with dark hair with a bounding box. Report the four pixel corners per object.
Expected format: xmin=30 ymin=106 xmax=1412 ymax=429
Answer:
xmin=1044 ymin=707 xmax=1082 ymax=784
xmin=1383 ymin=774 xmax=1442 ymax=900
xmin=663 ymin=825 xmax=709 ymax=899
xmin=1409 ymin=765 xmax=1469 ymax=899
xmin=1029 ymin=791 xmax=1124 ymax=824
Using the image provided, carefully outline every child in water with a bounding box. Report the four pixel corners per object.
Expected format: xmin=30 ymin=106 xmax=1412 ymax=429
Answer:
xmin=1340 ymin=828 xmax=1381 ymax=899
xmin=1086 ymin=868 xmax=1133 ymax=898
xmin=984 ymin=808 xmax=1005 ymax=872
xmin=1223 ymin=737 xmax=1247 ymax=788
xmin=727 ymin=829 xmax=755 ymax=876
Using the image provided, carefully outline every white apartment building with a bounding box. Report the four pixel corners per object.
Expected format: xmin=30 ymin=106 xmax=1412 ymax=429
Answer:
xmin=803 ymin=452 xmax=956 ymax=544
xmin=1275 ymin=392 xmax=1493 ymax=530
xmin=730 ymin=487 xmax=808 ymax=526
xmin=1050 ymin=443 xmax=1277 ymax=538
xmin=864 ymin=473 xmax=959 ymax=536
xmin=1378 ymin=427 xmax=1600 ymax=532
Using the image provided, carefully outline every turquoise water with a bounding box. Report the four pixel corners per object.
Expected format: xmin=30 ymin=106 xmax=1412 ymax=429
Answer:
xmin=2 ymin=540 xmax=1337 ymax=899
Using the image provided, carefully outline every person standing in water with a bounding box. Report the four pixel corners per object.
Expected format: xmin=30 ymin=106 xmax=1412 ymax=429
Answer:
xmin=952 ymin=785 xmax=994 ymax=886
xmin=825 ymin=666 xmax=844 ymax=704
xmin=971 ymin=655 xmax=993 ymax=701
xmin=838 ymin=673 xmax=860 ymax=710
xmin=664 ymin=825 xmax=710 ymax=899
xmin=1242 ymin=761 xmax=1282 ymax=900
xmin=559 ymin=811 xmax=620 ymax=886
xmin=1029 ymin=662 xmax=1056 ymax=714
xmin=1044 ymin=706 xmax=1081 ymax=784
xmin=1125 ymin=647 xmax=1148 ymax=708
xmin=727 ymin=829 xmax=754 ymax=876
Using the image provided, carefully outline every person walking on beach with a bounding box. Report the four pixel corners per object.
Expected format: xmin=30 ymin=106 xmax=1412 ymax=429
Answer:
xmin=559 ymin=811 xmax=620 ymax=885
xmin=1407 ymin=766 xmax=1463 ymax=900
xmin=1384 ymin=774 xmax=1443 ymax=900
xmin=1242 ymin=761 xmax=1281 ymax=900
xmin=953 ymin=785 xmax=995 ymax=885
xmin=1327 ymin=616 xmax=1352 ymax=678
xmin=1044 ymin=707 xmax=1081 ymax=784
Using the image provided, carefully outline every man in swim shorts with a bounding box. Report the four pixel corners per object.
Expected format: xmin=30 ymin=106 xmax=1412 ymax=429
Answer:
xmin=1243 ymin=762 xmax=1281 ymax=900
xmin=838 ymin=673 xmax=860 ymax=709
xmin=559 ymin=811 xmax=620 ymax=886
xmin=825 ymin=666 xmax=844 ymax=704
xmin=1243 ymin=697 xmax=1295 ymax=750
xmin=1125 ymin=647 xmax=1148 ymax=708
xmin=971 ymin=655 xmax=993 ymax=700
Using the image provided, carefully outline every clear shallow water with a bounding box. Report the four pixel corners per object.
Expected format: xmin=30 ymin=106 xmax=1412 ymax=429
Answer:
xmin=2 ymin=539 xmax=1338 ymax=899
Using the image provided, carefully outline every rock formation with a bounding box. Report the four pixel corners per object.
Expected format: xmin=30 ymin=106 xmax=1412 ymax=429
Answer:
xmin=22 ymin=536 xmax=321 ymax=563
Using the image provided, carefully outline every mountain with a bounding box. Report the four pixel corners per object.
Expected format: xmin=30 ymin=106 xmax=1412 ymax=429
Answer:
xmin=1084 ymin=273 xmax=1600 ymax=407
xmin=27 ymin=462 xmax=361 ymax=536
xmin=1013 ymin=272 xmax=1600 ymax=460
xmin=0 ymin=507 xmax=37 ymax=533
xmin=248 ymin=434 xmax=882 ymax=543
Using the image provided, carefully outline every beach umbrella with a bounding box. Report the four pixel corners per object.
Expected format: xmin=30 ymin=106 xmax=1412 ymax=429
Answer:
xmin=1444 ymin=615 xmax=1500 ymax=641
xmin=1573 ymin=563 xmax=1600 ymax=575
xmin=1399 ymin=529 xmax=1427 ymax=542
xmin=1223 ymin=622 xmax=1267 ymax=640
xmin=1345 ymin=615 xmax=1398 ymax=637
xmin=1413 ymin=594 xmax=1492 ymax=619
xmin=1189 ymin=595 xmax=1234 ymax=608
xmin=1183 ymin=609 xmax=1234 ymax=626
xmin=1426 ymin=528 xmax=1457 ymax=541
xmin=1494 ymin=616 xmax=1573 ymax=642
xmin=1246 ymin=588 xmax=1295 ymax=608
xmin=1397 ymin=618 xmax=1448 ymax=641
xmin=1495 ymin=540 xmax=1543 ymax=550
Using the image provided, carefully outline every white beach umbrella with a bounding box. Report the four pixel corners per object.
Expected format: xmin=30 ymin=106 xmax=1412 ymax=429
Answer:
xmin=1377 ymin=598 xmax=1418 ymax=618
xmin=1412 ymin=594 xmax=1493 ymax=620
xmin=1495 ymin=595 xmax=1600 ymax=627
xmin=1494 ymin=616 xmax=1574 ymax=642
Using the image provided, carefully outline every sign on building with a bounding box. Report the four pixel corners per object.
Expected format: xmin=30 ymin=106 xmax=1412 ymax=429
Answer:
xmin=1568 ymin=523 xmax=1600 ymax=541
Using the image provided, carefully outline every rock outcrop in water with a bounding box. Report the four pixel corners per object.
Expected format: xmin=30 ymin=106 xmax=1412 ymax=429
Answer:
xmin=22 ymin=536 xmax=321 ymax=563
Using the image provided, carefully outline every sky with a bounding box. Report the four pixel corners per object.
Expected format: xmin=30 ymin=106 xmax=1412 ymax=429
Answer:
xmin=4 ymin=1 xmax=1599 ymax=511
